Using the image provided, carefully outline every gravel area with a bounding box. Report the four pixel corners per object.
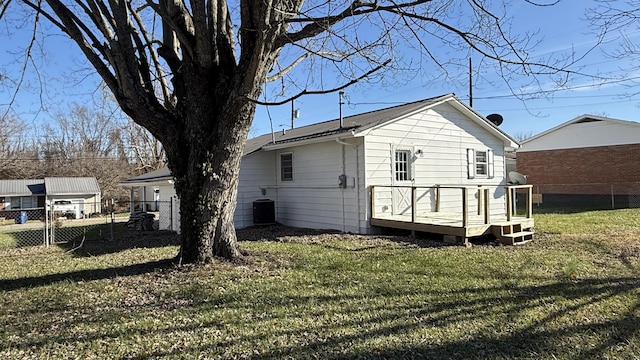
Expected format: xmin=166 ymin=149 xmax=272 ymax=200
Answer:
xmin=236 ymin=223 xmax=455 ymax=248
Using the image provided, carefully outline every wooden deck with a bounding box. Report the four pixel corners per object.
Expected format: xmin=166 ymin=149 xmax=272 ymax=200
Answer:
xmin=370 ymin=184 xmax=535 ymax=244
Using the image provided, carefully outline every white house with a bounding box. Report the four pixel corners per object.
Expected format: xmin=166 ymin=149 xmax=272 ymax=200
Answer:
xmin=124 ymin=94 xmax=533 ymax=243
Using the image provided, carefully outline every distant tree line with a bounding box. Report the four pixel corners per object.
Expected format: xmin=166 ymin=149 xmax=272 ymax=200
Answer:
xmin=0 ymin=101 xmax=165 ymax=201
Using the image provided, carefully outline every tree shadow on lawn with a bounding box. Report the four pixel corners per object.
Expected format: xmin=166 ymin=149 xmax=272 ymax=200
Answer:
xmin=56 ymin=229 xmax=180 ymax=257
xmin=236 ymin=277 xmax=640 ymax=360
xmin=116 ymin=277 xmax=638 ymax=360
xmin=3 ymin=260 xmax=639 ymax=359
xmin=0 ymin=258 xmax=174 ymax=291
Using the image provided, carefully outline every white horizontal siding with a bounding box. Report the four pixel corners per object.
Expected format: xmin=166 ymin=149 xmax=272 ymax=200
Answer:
xmin=235 ymin=151 xmax=277 ymax=228
xmin=246 ymin=140 xmax=367 ymax=233
xmin=520 ymin=120 xmax=640 ymax=152
xmin=364 ymin=102 xmax=509 ymax=220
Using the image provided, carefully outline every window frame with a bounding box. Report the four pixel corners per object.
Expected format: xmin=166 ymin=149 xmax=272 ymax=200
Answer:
xmin=467 ymin=148 xmax=494 ymax=179
xmin=394 ymin=149 xmax=412 ymax=182
xmin=475 ymin=150 xmax=488 ymax=176
xmin=280 ymin=152 xmax=294 ymax=182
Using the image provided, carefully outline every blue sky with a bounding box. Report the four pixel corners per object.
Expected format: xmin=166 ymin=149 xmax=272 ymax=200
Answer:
xmin=2 ymin=1 xmax=639 ymax=141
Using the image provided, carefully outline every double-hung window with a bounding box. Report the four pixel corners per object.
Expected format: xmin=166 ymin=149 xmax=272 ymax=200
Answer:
xmin=476 ymin=150 xmax=488 ymax=176
xmin=280 ymin=153 xmax=293 ymax=181
xmin=467 ymin=148 xmax=494 ymax=179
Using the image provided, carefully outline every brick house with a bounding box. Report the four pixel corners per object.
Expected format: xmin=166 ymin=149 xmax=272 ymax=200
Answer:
xmin=516 ymin=115 xmax=640 ymax=208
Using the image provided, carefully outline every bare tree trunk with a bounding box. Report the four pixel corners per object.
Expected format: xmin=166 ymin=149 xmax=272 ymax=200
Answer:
xmin=166 ymin=72 xmax=254 ymax=263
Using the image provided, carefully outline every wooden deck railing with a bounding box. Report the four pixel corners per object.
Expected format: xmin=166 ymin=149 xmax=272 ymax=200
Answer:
xmin=505 ymin=184 xmax=533 ymax=221
xmin=371 ymin=184 xmax=534 ymax=226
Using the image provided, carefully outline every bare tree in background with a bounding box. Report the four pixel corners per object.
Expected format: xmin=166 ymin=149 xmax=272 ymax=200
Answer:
xmin=0 ymin=114 xmax=39 ymax=178
xmin=586 ymin=1 xmax=640 ymax=96
xmin=37 ymin=103 xmax=133 ymax=199
xmin=1 ymin=0 xmax=580 ymax=263
xmin=124 ymin=120 xmax=166 ymax=174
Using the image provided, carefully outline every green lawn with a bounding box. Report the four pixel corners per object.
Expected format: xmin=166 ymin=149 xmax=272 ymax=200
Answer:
xmin=0 ymin=210 xmax=639 ymax=359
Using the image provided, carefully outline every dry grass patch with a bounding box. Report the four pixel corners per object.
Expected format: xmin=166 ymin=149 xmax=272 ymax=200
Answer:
xmin=1 ymin=212 xmax=639 ymax=359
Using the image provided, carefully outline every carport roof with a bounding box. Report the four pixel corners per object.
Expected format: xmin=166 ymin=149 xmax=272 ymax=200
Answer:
xmin=44 ymin=177 xmax=101 ymax=196
xmin=0 ymin=179 xmax=45 ymax=197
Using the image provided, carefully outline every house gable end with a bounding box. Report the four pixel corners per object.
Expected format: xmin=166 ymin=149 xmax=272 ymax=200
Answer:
xmin=519 ymin=115 xmax=640 ymax=152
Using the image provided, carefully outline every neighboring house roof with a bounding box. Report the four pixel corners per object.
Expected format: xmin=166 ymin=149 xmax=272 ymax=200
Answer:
xmin=123 ymin=167 xmax=173 ymax=185
xmin=123 ymin=93 xmax=518 ymax=185
xmin=44 ymin=177 xmax=101 ymax=196
xmin=519 ymin=114 xmax=640 ymax=152
xmin=0 ymin=179 xmax=45 ymax=197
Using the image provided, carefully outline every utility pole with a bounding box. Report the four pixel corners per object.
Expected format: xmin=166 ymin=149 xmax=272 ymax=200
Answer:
xmin=290 ymin=99 xmax=299 ymax=129
xmin=469 ymin=57 xmax=473 ymax=107
xmin=339 ymin=91 xmax=345 ymax=129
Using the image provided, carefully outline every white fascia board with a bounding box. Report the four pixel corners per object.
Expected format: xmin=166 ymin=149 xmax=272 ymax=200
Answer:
xmin=120 ymin=178 xmax=173 ymax=187
xmin=261 ymin=132 xmax=355 ymax=151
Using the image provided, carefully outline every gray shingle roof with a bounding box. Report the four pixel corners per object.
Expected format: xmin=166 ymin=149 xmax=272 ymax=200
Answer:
xmin=244 ymin=94 xmax=453 ymax=155
xmin=123 ymin=167 xmax=172 ymax=183
xmin=0 ymin=179 xmax=45 ymax=196
xmin=123 ymin=93 xmax=517 ymax=184
xmin=44 ymin=177 xmax=101 ymax=196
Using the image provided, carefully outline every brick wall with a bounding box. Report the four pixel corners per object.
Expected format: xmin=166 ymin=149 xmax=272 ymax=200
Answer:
xmin=517 ymin=143 xmax=640 ymax=194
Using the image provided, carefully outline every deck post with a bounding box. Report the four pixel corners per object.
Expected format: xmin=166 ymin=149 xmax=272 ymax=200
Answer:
xmin=526 ymin=185 xmax=532 ymax=219
xmin=506 ymin=186 xmax=513 ymax=221
xmin=411 ymin=186 xmax=417 ymax=224
xmin=411 ymin=186 xmax=417 ymax=237
xmin=371 ymin=186 xmax=376 ymax=219
xmin=462 ymin=187 xmax=468 ymax=227
xmin=484 ymin=188 xmax=490 ymax=224
xmin=435 ymin=185 xmax=441 ymax=212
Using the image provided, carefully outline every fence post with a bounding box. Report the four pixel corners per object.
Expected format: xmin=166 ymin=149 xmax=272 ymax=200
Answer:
xmin=110 ymin=199 xmax=115 ymax=241
xmin=129 ymin=188 xmax=135 ymax=215
xmin=44 ymin=201 xmax=49 ymax=247
xmin=611 ymin=184 xmax=615 ymax=210
xmin=170 ymin=197 xmax=173 ymax=231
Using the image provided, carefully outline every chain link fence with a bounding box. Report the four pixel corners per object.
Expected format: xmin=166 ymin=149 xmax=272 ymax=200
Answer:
xmin=111 ymin=199 xmax=177 ymax=231
xmin=520 ymin=182 xmax=640 ymax=211
xmin=0 ymin=199 xmax=178 ymax=250
xmin=0 ymin=208 xmax=47 ymax=248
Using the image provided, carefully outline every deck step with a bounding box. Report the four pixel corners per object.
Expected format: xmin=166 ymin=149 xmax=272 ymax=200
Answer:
xmin=497 ymin=230 xmax=534 ymax=245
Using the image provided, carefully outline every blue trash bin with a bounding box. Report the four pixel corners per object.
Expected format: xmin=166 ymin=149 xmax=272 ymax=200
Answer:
xmin=14 ymin=211 xmax=27 ymax=224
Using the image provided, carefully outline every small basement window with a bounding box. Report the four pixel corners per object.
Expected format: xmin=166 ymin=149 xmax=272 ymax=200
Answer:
xmin=280 ymin=153 xmax=293 ymax=181
xmin=395 ymin=150 xmax=411 ymax=182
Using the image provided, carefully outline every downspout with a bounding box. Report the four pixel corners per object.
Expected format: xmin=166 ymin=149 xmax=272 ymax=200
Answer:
xmin=336 ymin=137 xmax=361 ymax=234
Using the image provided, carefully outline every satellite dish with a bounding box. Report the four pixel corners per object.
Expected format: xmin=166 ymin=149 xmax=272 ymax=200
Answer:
xmin=508 ymin=171 xmax=527 ymax=185
xmin=486 ymin=113 xmax=504 ymax=126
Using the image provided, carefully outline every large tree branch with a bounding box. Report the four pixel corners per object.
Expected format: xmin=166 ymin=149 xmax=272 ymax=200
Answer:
xmin=277 ymin=1 xmax=434 ymax=46
xmin=24 ymin=0 xmax=118 ymax=92
xmin=129 ymin=4 xmax=173 ymax=107
xmin=249 ymin=58 xmax=391 ymax=106
xmin=189 ymin=0 xmax=212 ymax=65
